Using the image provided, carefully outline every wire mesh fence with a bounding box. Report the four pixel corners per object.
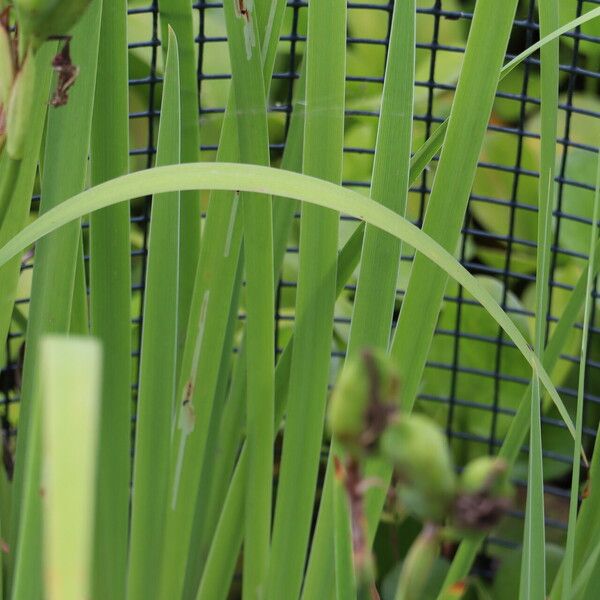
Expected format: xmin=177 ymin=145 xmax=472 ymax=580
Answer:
xmin=2 ymin=0 xmax=600 ymax=560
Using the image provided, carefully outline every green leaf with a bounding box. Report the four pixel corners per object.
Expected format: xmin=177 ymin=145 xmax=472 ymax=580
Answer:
xmin=519 ymin=1 xmax=559 ymax=595
xmin=126 ymin=28 xmax=180 ymax=600
xmin=88 ymin=1 xmax=132 ymax=597
xmin=493 ymin=544 xmax=565 ymax=600
xmin=223 ymin=2 xmax=274 ymax=597
xmin=9 ymin=4 xmax=102 ymax=594
xmin=333 ymin=459 xmax=357 ymax=600
xmin=155 ymin=3 xmax=289 ymax=596
xmin=41 ymin=336 xmax=102 ymax=600
xmin=157 ymin=0 xmax=202 ymax=346
xmin=304 ymin=2 xmax=416 ymax=596
xmin=266 ymin=1 xmax=347 ymax=598
xmin=552 ymin=130 xmax=600 ymax=600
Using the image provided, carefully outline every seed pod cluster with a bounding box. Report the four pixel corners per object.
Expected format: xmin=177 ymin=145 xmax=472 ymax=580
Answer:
xmin=328 ymin=344 xmax=515 ymax=587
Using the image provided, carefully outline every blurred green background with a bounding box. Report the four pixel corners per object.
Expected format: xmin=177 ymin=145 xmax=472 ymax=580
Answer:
xmin=4 ymin=1 xmax=600 ymax=596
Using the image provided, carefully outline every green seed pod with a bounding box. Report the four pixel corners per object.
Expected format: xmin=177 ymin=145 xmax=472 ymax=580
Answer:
xmin=380 ymin=414 xmax=456 ymax=522
xmin=459 ymin=456 xmax=512 ymax=496
xmin=6 ymin=50 xmax=36 ymax=160
xmin=0 ymin=23 xmax=14 ymax=106
xmin=327 ymin=348 xmax=400 ymax=457
xmin=394 ymin=524 xmax=440 ymax=600
xmin=452 ymin=456 xmax=513 ymax=534
xmin=14 ymin=0 xmax=92 ymax=48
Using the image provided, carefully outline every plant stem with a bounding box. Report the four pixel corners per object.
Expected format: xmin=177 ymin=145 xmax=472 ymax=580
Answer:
xmin=0 ymin=158 xmax=20 ymax=229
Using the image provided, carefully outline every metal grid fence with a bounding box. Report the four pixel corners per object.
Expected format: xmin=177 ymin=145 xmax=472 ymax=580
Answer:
xmin=2 ymin=0 xmax=600 ymax=560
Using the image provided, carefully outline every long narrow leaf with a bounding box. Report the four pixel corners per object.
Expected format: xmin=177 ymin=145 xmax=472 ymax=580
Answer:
xmin=88 ymin=1 xmax=132 ymax=597
xmin=333 ymin=460 xmax=356 ymax=600
xmin=156 ymin=3 xmax=289 ymax=595
xmin=266 ymin=1 xmax=346 ymax=597
xmin=8 ymin=5 xmax=102 ymax=594
xmin=182 ymin=256 xmax=245 ymax=597
xmin=519 ymin=2 xmax=559 ymax=596
xmin=127 ymin=28 xmax=181 ymax=600
xmin=562 ymin=142 xmax=600 ymax=600
xmin=392 ymin=0 xmax=518 ymax=412
xmin=551 ymin=147 xmax=600 ymax=600
xmin=303 ymin=3 xmax=416 ymax=596
xmin=41 ymin=336 xmax=101 ymax=600
xmin=183 ymin=59 xmax=307 ymax=594
xmin=223 ymin=2 xmax=274 ymax=596
xmin=158 ymin=0 xmax=202 ymax=347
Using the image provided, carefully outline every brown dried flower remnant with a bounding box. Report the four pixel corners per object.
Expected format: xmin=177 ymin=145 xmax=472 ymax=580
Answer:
xmin=50 ymin=40 xmax=79 ymax=107
xmin=452 ymin=457 xmax=514 ymax=533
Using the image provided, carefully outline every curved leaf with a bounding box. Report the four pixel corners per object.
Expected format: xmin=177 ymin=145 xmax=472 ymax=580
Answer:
xmin=0 ymin=163 xmax=576 ymax=440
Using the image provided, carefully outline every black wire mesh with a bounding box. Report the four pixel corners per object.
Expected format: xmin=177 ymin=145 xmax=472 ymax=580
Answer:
xmin=2 ymin=0 xmax=600 ymax=565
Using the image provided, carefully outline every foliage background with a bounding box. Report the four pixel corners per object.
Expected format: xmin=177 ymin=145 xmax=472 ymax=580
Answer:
xmin=1 ymin=0 xmax=600 ymax=594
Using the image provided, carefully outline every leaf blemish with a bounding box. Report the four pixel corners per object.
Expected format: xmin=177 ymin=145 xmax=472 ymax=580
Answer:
xmin=183 ymin=381 xmax=194 ymax=404
xmin=234 ymin=0 xmax=256 ymax=60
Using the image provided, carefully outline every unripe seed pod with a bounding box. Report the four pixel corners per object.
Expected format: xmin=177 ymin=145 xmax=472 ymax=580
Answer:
xmin=327 ymin=347 xmax=400 ymax=457
xmin=14 ymin=0 xmax=92 ymax=47
xmin=394 ymin=523 xmax=440 ymax=600
xmin=6 ymin=50 xmax=36 ymax=160
xmin=452 ymin=456 xmax=514 ymax=534
xmin=380 ymin=414 xmax=456 ymax=523
xmin=0 ymin=23 xmax=14 ymax=106
xmin=459 ymin=456 xmax=512 ymax=496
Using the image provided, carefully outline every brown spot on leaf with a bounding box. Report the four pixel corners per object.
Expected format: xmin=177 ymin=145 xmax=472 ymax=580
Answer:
xmin=236 ymin=0 xmax=251 ymax=22
xmin=448 ymin=580 xmax=467 ymax=597
xmin=582 ymin=479 xmax=591 ymax=499
xmin=183 ymin=380 xmax=194 ymax=404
